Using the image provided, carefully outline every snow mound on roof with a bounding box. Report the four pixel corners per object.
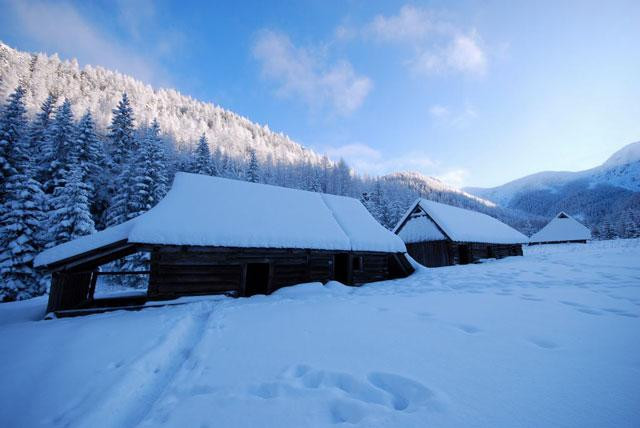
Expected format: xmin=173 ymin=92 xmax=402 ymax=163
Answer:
xmin=530 ymin=212 xmax=591 ymax=243
xmin=129 ymin=173 xmax=352 ymax=250
xmin=35 ymin=173 xmax=405 ymax=267
xmin=403 ymin=199 xmax=528 ymax=244
xmin=321 ymin=193 xmax=406 ymax=252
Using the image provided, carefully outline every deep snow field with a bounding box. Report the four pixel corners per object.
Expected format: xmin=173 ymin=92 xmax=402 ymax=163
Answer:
xmin=1 ymin=240 xmax=639 ymax=428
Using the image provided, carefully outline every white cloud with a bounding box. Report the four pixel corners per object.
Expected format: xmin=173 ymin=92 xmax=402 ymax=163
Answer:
xmin=429 ymin=104 xmax=450 ymax=118
xmin=435 ymin=169 xmax=469 ymax=188
xmin=323 ymin=142 xmax=470 ymax=186
xmin=365 ymin=5 xmax=488 ymax=77
xmin=367 ymin=5 xmax=436 ymax=42
xmin=116 ymin=0 xmax=156 ymax=38
xmin=429 ymin=103 xmax=478 ymax=127
xmin=411 ymin=31 xmax=487 ymax=76
xmin=6 ymin=0 xmax=173 ymax=85
xmin=252 ymin=30 xmax=372 ymax=115
xmin=323 ymin=143 xmax=438 ymax=177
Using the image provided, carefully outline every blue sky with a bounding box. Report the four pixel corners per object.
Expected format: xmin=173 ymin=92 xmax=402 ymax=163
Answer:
xmin=1 ymin=0 xmax=639 ymax=187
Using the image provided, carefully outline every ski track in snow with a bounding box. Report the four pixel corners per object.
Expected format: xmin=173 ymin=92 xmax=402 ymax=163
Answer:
xmin=1 ymin=240 xmax=639 ymax=427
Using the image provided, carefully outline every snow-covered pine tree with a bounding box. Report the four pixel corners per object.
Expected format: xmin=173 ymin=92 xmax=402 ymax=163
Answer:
xmin=246 ymin=148 xmax=260 ymax=183
xmin=0 ymin=87 xmax=47 ymax=301
xmin=0 ymin=174 xmax=47 ymax=301
xmin=194 ymin=133 xmax=213 ymax=175
xmin=146 ymin=119 xmax=170 ymax=204
xmin=29 ymin=93 xmax=58 ymax=183
xmin=73 ymin=110 xmax=110 ymax=229
xmin=601 ymin=218 xmax=617 ymax=240
xmin=42 ymin=99 xmax=75 ymax=195
xmin=0 ymin=86 xmax=28 ymax=202
xmin=106 ymin=160 xmax=136 ymax=227
xmin=48 ymin=163 xmax=95 ymax=248
xmin=109 ymin=92 xmax=136 ymax=166
xmin=622 ymin=209 xmax=640 ymax=238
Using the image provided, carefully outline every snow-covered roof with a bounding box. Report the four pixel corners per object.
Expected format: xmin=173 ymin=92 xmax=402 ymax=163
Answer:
xmin=394 ymin=199 xmax=529 ymax=245
xmin=35 ymin=173 xmax=405 ymax=267
xmin=530 ymin=212 xmax=591 ymax=243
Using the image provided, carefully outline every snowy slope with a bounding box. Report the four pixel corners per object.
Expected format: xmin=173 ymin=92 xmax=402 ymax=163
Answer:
xmin=464 ymin=142 xmax=640 ymax=229
xmin=2 ymin=239 xmax=639 ymax=427
xmin=465 ymin=141 xmax=640 ymax=206
xmin=0 ymin=42 xmax=323 ymax=165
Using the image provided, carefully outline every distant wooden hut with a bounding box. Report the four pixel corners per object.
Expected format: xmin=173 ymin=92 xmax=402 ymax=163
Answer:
xmin=529 ymin=212 xmax=591 ymax=245
xmin=393 ymin=199 xmax=528 ymax=267
xmin=35 ymin=173 xmax=413 ymax=317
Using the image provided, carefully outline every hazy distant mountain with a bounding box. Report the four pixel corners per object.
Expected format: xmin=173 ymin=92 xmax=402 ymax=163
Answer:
xmin=465 ymin=142 xmax=640 ymax=231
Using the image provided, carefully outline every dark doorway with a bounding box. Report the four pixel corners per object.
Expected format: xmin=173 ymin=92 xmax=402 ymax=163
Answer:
xmin=334 ymin=254 xmax=350 ymax=284
xmin=486 ymin=246 xmax=494 ymax=259
xmin=245 ymin=263 xmax=270 ymax=296
xmin=458 ymin=245 xmax=471 ymax=265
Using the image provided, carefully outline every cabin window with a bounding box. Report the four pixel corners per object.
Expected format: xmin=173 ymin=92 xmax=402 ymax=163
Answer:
xmin=352 ymin=256 xmax=364 ymax=272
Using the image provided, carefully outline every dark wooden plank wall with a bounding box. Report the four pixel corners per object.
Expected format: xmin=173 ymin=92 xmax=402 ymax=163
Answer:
xmin=352 ymin=254 xmax=390 ymax=284
xmin=407 ymin=241 xmax=523 ymax=268
xmin=148 ymin=247 xmax=407 ymax=298
xmin=406 ymin=241 xmax=452 ymax=267
xmin=46 ymin=271 xmax=94 ymax=313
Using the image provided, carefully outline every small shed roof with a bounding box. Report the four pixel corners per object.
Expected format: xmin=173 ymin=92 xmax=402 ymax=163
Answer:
xmin=530 ymin=212 xmax=591 ymax=243
xmin=35 ymin=173 xmax=406 ymax=268
xmin=394 ymin=199 xmax=529 ymax=245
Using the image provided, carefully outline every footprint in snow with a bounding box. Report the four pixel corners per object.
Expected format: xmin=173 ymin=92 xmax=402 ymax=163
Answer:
xmin=455 ymin=324 xmax=482 ymax=334
xmin=527 ymin=337 xmax=558 ymax=350
xmin=601 ymin=308 xmax=639 ymax=318
xmin=255 ymin=364 xmax=441 ymax=422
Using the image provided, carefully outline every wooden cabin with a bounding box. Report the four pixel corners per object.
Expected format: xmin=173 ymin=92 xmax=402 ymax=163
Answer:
xmin=393 ymin=199 xmax=528 ymax=268
xmin=35 ymin=173 xmax=413 ymax=317
xmin=529 ymin=212 xmax=591 ymax=245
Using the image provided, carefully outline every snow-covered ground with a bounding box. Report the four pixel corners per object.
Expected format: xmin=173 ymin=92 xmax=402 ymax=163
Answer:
xmin=1 ymin=240 xmax=639 ymax=427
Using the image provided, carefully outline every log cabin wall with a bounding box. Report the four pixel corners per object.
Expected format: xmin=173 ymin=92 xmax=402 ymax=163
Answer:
xmin=352 ymin=253 xmax=389 ymax=284
xmin=405 ymin=241 xmax=452 ymax=267
xmin=148 ymin=246 xmax=408 ymax=299
xmin=406 ymin=241 xmax=524 ymax=268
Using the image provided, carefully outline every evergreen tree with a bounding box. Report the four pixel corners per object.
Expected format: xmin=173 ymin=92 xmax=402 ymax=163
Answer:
xmin=146 ymin=119 xmax=169 ymax=204
xmin=74 ymin=111 xmax=109 ymax=229
xmin=246 ymin=148 xmax=260 ymax=183
xmin=0 ymin=86 xmax=28 ymax=200
xmin=48 ymin=163 xmax=95 ymax=248
xmin=29 ymin=93 xmax=58 ymax=182
xmin=622 ymin=209 xmax=640 ymax=238
xmin=601 ymin=218 xmax=617 ymax=240
xmin=73 ymin=111 xmax=106 ymax=185
xmin=0 ymin=175 xmax=47 ymax=301
xmin=109 ymin=93 xmax=136 ymax=165
xmin=194 ymin=133 xmax=213 ymax=175
xmin=0 ymin=88 xmax=47 ymax=300
xmin=106 ymin=160 xmax=136 ymax=227
xmin=42 ymin=99 xmax=75 ymax=195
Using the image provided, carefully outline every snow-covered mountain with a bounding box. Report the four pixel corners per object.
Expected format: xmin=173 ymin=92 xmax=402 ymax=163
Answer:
xmin=0 ymin=41 xmax=520 ymax=223
xmin=465 ymin=142 xmax=640 ymax=229
xmin=0 ymin=42 xmax=323 ymax=165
